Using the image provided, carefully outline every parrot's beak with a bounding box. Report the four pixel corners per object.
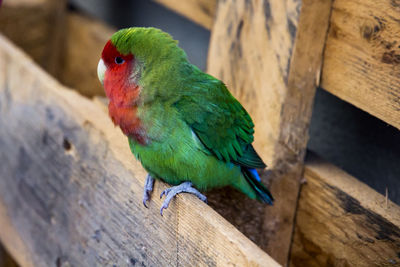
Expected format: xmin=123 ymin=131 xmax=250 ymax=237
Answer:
xmin=97 ymin=59 xmax=106 ymax=85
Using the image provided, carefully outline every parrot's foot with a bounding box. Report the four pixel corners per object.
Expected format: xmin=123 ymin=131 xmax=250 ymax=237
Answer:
xmin=159 ymin=181 xmax=207 ymax=216
xmin=142 ymin=174 xmax=155 ymax=208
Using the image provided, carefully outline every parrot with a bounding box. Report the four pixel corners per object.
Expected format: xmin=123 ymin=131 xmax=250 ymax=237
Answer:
xmin=97 ymin=27 xmax=273 ymax=215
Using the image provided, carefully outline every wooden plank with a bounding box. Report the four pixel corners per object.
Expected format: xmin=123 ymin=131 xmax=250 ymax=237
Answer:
xmin=60 ymin=12 xmax=115 ymax=97
xmin=0 ymin=34 xmax=280 ymax=267
xmin=291 ymin=153 xmax=400 ymax=266
xmin=0 ymin=0 xmax=67 ymax=75
xmin=321 ymin=0 xmax=400 ymax=130
xmin=207 ymin=0 xmax=332 ymax=264
xmin=152 ymin=0 xmax=216 ymax=29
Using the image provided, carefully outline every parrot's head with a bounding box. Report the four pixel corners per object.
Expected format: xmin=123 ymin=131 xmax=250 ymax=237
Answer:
xmin=97 ymin=27 xmax=188 ymax=103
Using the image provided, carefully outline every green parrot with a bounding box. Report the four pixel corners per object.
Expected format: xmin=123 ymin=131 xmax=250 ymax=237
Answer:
xmin=97 ymin=27 xmax=273 ymax=215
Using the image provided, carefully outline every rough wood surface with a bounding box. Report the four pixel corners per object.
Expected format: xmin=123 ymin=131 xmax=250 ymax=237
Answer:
xmin=0 ymin=35 xmax=280 ymax=267
xmin=321 ymin=0 xmax=400 ymax=130
xmin=152 ymin=0 xmax=216 ymax=29
xmin=0 ymin=0 xmax=66 ymax=74
xmin=291 ymin=154 xmax=400 ymax=267
xmin=60 ymin=12 xmax=115 ymax=97
xmin=207 ymin=0 xmax=332 ymax=264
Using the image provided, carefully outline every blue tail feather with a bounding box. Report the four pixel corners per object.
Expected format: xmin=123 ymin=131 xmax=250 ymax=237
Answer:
xmin=248 ymin=168 xmax=261 ymax=182
xmin=243 ymin=168 xmax=274 ymax=205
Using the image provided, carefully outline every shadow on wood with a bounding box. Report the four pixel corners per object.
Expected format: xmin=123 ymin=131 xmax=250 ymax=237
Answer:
xmin=0 ymin=244 xmax=18 ymax=267
xmin=291 ymin=153 xmax=400 ymax=266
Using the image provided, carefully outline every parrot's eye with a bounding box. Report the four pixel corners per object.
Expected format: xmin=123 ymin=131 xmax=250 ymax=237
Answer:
xmin=115 ymin=57 xmax=125 ymax=64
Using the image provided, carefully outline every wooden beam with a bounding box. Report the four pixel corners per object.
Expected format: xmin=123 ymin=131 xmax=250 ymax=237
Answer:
xmin=60 ymin=12 xmax=115 ymax=97
xmin=291 ymin=153 xmax=400 ymax=266
xmin=152 ymin=0 xmax=216 ymax=29
xmin=207 ymin=0 xmax=332 ymax=264
xmin=0 ymin=0 xmax=67 ymax=75
xmin=0 ymin=34 xmax=280 ymax=267
xmin=321 ymin=0 xmax=400 ymax=130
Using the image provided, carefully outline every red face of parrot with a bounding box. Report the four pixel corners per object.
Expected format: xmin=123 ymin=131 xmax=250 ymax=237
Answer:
xmin=98 ymin=40 xmax=147 ymax=144
xmin=98 ymin=40 xmax=139 ymax=106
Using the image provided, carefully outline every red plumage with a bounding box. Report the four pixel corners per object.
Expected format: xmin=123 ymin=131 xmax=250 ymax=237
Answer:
xmin=101 ymin=41 xmax=147 ymax=144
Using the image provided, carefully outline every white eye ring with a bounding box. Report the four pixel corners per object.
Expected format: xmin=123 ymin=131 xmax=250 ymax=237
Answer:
xmin=115 ymin=57 xmax=125 ymax=64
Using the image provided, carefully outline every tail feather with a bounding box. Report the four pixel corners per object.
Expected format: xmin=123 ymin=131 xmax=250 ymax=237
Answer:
xmin=243 ymin=168 xmax=274 ymax=205
xmin=247 ymin=168 xmax=261 ymax=182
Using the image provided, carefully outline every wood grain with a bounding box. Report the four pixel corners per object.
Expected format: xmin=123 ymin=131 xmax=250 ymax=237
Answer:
xmin=0 ymin=0 xmax=66 ymax=74
xmin=0 ymin=34 xmax=280 ymax=267
xmin=291 ymin=153 xmax=400 ymax=267
xmin=152 ymin=0 xmax=216 ymax=29
xmin=207 ymin=0 xmax=332 ymax=264
xmin=321 ymin=0 xmax=400 ymax=130
xmin=60 ymin=12 xmax=115 ymax=97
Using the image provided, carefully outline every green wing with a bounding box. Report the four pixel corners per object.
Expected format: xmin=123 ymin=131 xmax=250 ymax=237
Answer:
xmin=175 ymin=74 xmax=266 ymax=169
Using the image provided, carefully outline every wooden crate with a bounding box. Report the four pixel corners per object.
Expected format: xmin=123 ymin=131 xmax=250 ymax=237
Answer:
xmin=0 ymin=0 xmax=399 ymax=266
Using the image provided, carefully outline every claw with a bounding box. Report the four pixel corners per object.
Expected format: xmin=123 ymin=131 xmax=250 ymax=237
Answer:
xmin=160 ymin=188 xmax=171 ymax=199
xmin=159 ymin=181 xmax=207 ymax=216
xmin=160 ymin=202 xmax=169 ymax=216
xmin=143 ymin=196 xmax=150 ymax=208
xmin=142 ymin=174 xmax=155 ymax=208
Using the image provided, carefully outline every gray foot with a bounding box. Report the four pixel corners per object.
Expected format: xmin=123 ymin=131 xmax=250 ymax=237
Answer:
xmin=159 ymin=181 xmax=207 ymax=216
xmin=142 ymin=174 xmax=155 ymax=208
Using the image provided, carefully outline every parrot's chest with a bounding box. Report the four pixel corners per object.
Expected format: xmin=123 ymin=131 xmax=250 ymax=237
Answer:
xmin=108 ymin=101 xmax=148 ymax=144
